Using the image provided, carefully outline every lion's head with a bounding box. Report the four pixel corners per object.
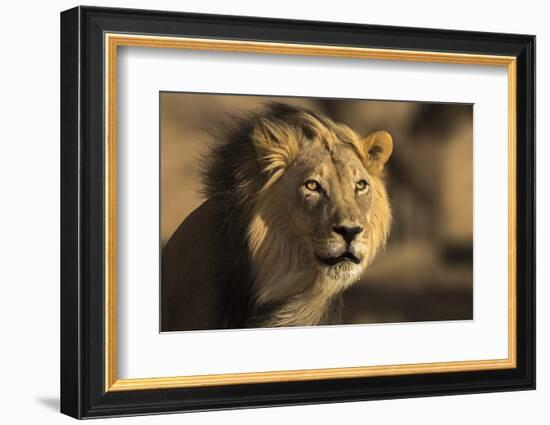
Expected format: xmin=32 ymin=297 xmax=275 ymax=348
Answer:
xmin=203 ymin=103 xmax=392 ymax=325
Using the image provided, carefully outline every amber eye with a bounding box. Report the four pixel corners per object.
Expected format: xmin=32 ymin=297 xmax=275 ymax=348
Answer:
xmin=356 ymin=179 xmax=369 ymax=192
xmin=305 ymin=180 xmax=321 ymax=191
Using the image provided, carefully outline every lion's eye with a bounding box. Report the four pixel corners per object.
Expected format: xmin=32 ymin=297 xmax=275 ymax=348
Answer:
xmin=356 ymin=179 xmax=369 ymax=192
xmin=304 ymin=180 xmax=321 ymax=192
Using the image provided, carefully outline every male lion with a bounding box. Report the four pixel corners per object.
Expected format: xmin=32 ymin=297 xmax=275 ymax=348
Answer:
xmin=161 ymin=103 xmax=393 ymax=331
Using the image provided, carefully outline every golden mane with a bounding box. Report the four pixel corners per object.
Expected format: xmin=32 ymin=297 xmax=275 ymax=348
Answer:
xmin=214 ymin=103 xmax=393 ymax=327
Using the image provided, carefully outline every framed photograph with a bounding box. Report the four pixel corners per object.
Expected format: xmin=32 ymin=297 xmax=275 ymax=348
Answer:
xmin=60 ymin=6 xmax=535 ymax=419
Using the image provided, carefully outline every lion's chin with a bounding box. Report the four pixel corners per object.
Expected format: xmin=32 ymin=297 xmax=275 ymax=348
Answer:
xmin=316 ymin=256 xmax=365 ymax=286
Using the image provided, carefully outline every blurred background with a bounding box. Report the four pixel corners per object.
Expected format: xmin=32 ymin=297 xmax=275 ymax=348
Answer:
xmin=161 ymin=92 xmax=473 ymax=324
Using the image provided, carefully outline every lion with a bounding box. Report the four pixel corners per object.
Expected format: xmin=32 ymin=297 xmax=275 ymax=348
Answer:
xmin=161 ymin=103 xmax=393 ymax=331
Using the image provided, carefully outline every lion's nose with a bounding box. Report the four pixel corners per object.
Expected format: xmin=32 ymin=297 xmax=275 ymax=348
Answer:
xmin=333 ymin=225 xmax=363 ymax=243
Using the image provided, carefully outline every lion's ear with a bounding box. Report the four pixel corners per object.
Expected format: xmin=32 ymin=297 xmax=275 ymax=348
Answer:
xmin=252 ymin=118 xmax=299 ymax=175
xmin=360 ymin=130 xmax=393 ymax=172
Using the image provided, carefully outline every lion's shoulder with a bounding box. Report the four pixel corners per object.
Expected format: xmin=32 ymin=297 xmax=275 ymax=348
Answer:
xmin=161 ymin=199 xmax=223 ymax=330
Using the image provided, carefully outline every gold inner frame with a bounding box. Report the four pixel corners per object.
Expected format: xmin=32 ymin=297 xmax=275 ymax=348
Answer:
xmin=104 ymin=33 xmax=518 ymax=392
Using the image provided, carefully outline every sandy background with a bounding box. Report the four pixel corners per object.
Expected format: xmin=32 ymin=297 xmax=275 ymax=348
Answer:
xmin=160 ymin=93 xmax=473 ymax=324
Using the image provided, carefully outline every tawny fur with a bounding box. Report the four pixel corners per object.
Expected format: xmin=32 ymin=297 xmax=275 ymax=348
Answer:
xmin=247 ymin=132 xmax=392 ymax=327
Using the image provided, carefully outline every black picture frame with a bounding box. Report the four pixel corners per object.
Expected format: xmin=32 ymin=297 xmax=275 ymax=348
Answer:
xmin=60 ymin=5 xmax=535 ymax=419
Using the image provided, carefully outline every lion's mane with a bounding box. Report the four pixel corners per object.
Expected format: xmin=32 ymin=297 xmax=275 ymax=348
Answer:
xmin=199 ymin=103 xmax=390 ymax=328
